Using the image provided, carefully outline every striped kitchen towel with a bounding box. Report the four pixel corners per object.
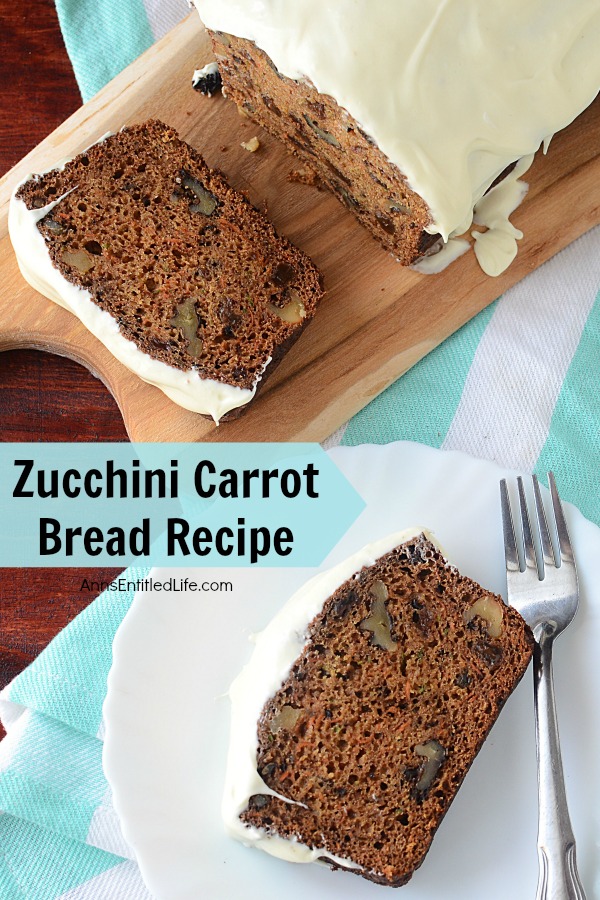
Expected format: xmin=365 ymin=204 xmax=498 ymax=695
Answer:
xmin=0 ymin=569 xmax=153 ymax=899
xmin=54 ymin=0 xmax=190 ymax=103
xmin=0 ymin=1 xmax=598 ymax=897
xmin=333 ymin=225 xmax=600 ymax=527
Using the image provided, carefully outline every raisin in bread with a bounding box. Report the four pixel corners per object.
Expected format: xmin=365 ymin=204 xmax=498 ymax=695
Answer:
xmin=9 ymin=121 xmax=323 ymax=423
xmin=192 ymin=0 xmax=600 ymax=274
xmin=224 ymin=531 xmax=534 ymax=887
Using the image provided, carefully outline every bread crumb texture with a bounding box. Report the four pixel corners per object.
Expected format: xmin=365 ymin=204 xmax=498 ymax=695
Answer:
xmin=210 ymin=32 xmax=440 ymax=264
xmin=17 ymin=121 xmax=323 ymax=393
xmin=243 ymin=535 xmax=534 ymax=886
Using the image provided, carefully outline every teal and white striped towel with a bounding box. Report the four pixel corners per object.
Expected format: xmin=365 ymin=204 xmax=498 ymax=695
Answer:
xmin=1 ymin=1 xmax=599 ymax=896
xmin=334 ymin=225 xmax=600 ymax=527
xmin=0 ymin=570 xmax=152 ymax=899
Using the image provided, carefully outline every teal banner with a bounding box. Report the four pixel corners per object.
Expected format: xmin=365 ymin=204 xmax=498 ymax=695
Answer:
xmin=0 ymin=444 xmax=365 ymax=567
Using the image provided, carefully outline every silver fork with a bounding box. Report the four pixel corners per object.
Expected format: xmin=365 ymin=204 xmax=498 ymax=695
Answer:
xmin=500 ymin=473 xmax=586 ymax=900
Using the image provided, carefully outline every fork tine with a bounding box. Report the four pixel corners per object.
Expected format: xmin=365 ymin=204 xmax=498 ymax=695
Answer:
xmin=532 ymin=474 xmax=556 ymax=570
xmin=500 ymin=479 xmax=520 ymax=573
xmin=501 ymin=472 xmax=584 ymax=897
xmin=548 ymin=472 xmax=574 ymax=565
xmin=517 ymin=476 xmax=540 ymax=578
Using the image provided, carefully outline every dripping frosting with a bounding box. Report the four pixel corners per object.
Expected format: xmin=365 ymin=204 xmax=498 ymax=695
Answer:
xmin=193 ymin=0 xmax=600 ymax=272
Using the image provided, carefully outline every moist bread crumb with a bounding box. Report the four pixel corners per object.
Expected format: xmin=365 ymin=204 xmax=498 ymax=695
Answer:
xmin=207 ymin=32 xmax=440 ymax=265
xmin=239 ymin=534 xmax=534 ymax=886
xmin=14 ymin=121 xmax=324 ymax=420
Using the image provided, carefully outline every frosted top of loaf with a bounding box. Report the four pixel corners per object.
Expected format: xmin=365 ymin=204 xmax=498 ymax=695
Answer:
xmin=192 ymin=0 xmax=600 ymax=242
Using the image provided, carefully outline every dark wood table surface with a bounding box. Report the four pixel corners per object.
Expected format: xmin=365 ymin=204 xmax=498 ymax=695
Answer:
xmin=0 ymin=0 xmax=129 ymax=720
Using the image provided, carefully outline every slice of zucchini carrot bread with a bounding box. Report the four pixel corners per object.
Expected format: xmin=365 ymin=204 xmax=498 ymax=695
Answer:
xmin=10 ymin=120 xmax=324 ymax=422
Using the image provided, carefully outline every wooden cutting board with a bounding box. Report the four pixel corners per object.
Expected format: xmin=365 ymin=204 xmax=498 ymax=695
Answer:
xmin=0 ymin=13 xmax=598 ymax=443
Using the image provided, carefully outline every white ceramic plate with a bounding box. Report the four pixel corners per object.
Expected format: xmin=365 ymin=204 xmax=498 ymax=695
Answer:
xmin=103 ymin=441 xmax=600 ymax=900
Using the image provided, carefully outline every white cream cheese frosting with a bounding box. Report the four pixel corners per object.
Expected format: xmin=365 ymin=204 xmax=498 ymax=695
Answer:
xmin=471 ymin=154 xmax=534 ymax=277
xmin=193 ymin=0 xmax=600 ymax=270
xmin=222 ymin=527 xmax=438 ymax=871
xmin=9 ymin=180 xmax=262 ymax=424
xmin=412 ymin=153 xmax=534 ymax=276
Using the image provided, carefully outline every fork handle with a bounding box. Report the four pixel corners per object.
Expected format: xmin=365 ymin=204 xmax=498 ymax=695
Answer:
xmin=534 ymin=629 xmax=586 ymax=900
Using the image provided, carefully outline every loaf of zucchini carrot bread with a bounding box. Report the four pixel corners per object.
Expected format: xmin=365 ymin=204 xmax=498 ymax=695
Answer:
xmin=192 ymin=0 xmax=600 ymax=275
